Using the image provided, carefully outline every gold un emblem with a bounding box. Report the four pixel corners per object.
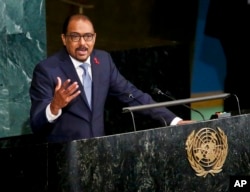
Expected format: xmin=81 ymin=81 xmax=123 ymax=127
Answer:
xmin=185 ymin=127 xmax=228 ymax=177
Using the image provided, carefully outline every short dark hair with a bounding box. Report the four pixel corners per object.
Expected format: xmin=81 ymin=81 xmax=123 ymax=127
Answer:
xmin=62 ymin=14 xmax=94 ymax=34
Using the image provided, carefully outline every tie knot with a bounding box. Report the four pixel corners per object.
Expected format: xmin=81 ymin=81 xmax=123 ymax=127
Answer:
xmin=81 ymin=63 xmax=88 ymax=68
xmin=81 ymin=62 xmax=88 ymax=69
xmin=80 ymin=63 xmax=89 ymax=76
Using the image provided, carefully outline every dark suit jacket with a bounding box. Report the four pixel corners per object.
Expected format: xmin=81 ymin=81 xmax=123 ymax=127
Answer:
xmin=29 ymin=47 xmax=177 ymax=142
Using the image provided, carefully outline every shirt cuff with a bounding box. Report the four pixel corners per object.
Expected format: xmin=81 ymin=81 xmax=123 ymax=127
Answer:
xmin=170 ymin=117 xmax=183 ymax=126
xmin=46 ymin=103 xmax=62 ymax=122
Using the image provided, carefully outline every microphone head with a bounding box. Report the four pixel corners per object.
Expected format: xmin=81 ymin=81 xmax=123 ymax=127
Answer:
xmin=153 ymin=88 xmax=163 ymax=95
xmin=128 ymin=93 xmax=134 ymax=99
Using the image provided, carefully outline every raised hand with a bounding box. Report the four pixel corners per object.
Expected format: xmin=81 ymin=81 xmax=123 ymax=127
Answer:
xmin=50 ymin=77 xmax=81 ymax=115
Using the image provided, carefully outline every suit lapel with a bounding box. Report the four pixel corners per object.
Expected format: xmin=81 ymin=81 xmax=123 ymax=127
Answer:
xmin=59 ymin=48 xmax=91 ymax=110
xmin=91 ymin=52 xmax=101 ymax=112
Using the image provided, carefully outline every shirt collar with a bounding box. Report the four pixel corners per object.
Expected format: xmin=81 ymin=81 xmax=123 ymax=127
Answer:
xmin=69 ymin=55 xmax=91 ymax=69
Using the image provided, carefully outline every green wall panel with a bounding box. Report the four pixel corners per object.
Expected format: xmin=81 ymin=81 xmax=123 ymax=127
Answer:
xmin=0 ymin=0 xmax=46 ymax=138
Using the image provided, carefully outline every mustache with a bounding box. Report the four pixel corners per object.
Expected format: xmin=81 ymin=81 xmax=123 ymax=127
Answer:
xmin=76 ymin=46 xmax=88 ymax=51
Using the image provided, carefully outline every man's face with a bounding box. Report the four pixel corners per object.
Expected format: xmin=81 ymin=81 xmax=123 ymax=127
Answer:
xmin=61 ymin=18 xmax=96 ymax=62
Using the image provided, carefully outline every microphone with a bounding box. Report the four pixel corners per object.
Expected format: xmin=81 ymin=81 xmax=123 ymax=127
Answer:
xmin=128 ymin=93 xmax=136 ymax=100
xmin=126 ymin=93 xmax=139 ymax=132
xmin=126 ymin=92 xmax=167 ymax=131
xmin=153 ymin=88 xmax=205 ymax=121
xmin=128 ymin=93 xmax=144 ymax=105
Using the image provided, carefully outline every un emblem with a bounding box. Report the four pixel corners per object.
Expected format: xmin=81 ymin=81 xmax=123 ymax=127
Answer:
xmin=185 ymin=127 xmax=228 ymax=177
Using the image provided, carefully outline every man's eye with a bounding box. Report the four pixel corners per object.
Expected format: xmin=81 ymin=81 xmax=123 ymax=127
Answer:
xmin=84 ymin=33 xmax=92 ymax=37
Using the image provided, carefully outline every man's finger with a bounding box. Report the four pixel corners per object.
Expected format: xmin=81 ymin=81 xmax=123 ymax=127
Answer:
xmin=55 ymin=77 xmax=62 ymax=91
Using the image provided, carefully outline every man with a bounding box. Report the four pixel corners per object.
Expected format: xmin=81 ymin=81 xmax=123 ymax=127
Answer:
xmin=29 ymin=14 xmax=194 ymax=143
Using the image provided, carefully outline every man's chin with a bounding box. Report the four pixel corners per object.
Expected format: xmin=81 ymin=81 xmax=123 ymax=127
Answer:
xmin=76 ymin=55 xmax=88 ymax=62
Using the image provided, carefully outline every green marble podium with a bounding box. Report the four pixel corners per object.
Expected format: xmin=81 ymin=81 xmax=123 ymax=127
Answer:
xmin=0 ymin=114 xmax=249 ymax=191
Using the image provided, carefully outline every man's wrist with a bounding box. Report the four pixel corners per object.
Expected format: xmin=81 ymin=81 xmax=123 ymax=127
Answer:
xmin=50 ymin=102 xmax=61 ymax=115
xmin=46 ymin=103 xmax=62 ymax=122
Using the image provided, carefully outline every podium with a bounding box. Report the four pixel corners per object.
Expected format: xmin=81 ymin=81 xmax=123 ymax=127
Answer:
xmin=0 ymin=114 xmax=250 ymax=191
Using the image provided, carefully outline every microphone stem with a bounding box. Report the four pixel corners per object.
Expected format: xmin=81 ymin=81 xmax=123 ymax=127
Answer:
xmin=183 ymin=103 xmax=205 ymax=121
xmin=129 ymin=93 xmax=167 ymax=127
xmin=154 ymin=88 xmax=206 ymax=121
xmin=129 ymin=111 xmax=137 ymax=132
xmin=231 ymin=94 xmax=241 ymax=115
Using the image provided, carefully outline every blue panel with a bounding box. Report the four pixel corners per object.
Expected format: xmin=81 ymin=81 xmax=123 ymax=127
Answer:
xmin=191 ymin=0 xmax=226 ymax=93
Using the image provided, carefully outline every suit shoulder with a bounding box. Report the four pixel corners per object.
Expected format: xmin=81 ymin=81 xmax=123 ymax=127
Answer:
xmin=92 ymin=49 xmax=114 ymax=63
xmin=37 ymin=48 xmax=68 ymax=67
xmin=92 ymin=49 xmax=111 ymax=56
